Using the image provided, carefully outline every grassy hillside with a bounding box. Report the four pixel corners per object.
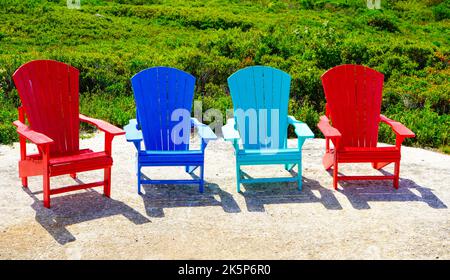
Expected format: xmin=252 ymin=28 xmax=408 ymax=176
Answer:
xmin=0 ymin=0 xmax=448 ymax=152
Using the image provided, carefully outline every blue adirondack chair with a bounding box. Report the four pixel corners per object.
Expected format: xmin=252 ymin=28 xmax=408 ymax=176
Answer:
xmin=222 ymin=66 xmax=314 ymax=192
xmin=124 ymin=67 xmax=217 ymax=194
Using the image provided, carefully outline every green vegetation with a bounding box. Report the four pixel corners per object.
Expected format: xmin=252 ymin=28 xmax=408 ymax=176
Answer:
xmin=0 ymin=0 xmax=448 ymax=152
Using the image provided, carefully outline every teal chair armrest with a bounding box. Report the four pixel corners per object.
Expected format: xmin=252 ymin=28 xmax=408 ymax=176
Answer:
xmin=288 ymin=116 xmax=314 ymax=139
xmin=222 ymin=118 xmax=241 ymax=142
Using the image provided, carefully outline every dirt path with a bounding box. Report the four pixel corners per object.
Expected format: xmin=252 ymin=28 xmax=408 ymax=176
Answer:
xmin=0 ymin=134 xmax=449 ymax=259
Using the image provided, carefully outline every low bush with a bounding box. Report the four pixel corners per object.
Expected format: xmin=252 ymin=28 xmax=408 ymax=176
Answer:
xmin=0 ymin=0 xmax=447 ymax=152
xmin=433 ymin=2 xmax=450 ymax=20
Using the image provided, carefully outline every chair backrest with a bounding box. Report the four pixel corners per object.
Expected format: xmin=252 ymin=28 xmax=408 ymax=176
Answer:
xmin=321 ymin=64 xmax=384 ymax=149
xmin=13 ymin=60 xmax=80 ymax=155
xmin=131 ymin=67 xmax=196 ymax=151
xmin=227 ymin=66 xmax=291 ymax=150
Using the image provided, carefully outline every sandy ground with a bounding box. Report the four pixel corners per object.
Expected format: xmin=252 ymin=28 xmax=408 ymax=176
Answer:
xmin=0 ymin=133 xmax=449 ymax=260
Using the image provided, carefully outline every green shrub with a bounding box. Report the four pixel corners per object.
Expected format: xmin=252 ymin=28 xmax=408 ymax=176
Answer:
xmin=0 ymin=0 xmax=447 ymax=152
xmin=289 ymin=62 xmax=324 ymax=108
xmin=341 ymin=40 xmax=370 ymax=64
xmin=0 ymin=90 xmax=18 ymax=145
xmin=289 ymin=99 xmax=321 ymax=138
xmin=433 ymin=2 xmax=450 ymax=20
xmin=364 ymin=11 xmax=400 ymax=32
xmin=80 ymin=93 xmax=136 ymax=128
xmin=391 ymin=43 xmax=435 ymax=69
xmin=298 ymin=0 xmax=316 ymax=9
xmin=379 ymin=105 xmax=449 ymax=149
xmin=375 ymin=54 xmax=418 ymax=78
xmin=96 ymin=5 xmax=254 ymax=31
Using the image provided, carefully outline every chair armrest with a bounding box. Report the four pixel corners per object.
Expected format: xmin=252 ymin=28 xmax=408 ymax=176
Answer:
xmin=13 ymin=121 xmax=54 ymax=145
xmin=124 ymin=119 xmax=143 ymax=142
xmin=222 ymin=118 xmax=241 ymax=141
xmin=79 ymin=114 xmax=125 ymax=136
xmin=317 ymin=116 xmax=342 ymax=139
xmin=191 ymin=118 xmax=217 ymax=141
xmin=288 ymin=116 xmax=314 ymax=139
xmin=380 ymin=115 xmax=415 ymax=138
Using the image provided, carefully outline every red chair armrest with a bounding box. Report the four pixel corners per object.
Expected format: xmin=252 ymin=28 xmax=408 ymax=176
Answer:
xmin=13 ymin=121 xmax=54 ymax=145
xmin=79 ymin=114 xmax=125 ymax=136
xmin=317 ymin=116 xmax=342 ymax=139
xmin=380 ymin=115 xmax=415 ymax=138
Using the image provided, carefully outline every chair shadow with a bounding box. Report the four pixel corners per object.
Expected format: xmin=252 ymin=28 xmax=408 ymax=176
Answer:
xmin=139 ymin=173 xmax=241 ymax=218
xmin=239 ymin=170 xmax=343 ymax=212
xmin=329 ymin=169 xmax=448 ymax=210
xmin=24 ymin=184 xmax=150 ymax=245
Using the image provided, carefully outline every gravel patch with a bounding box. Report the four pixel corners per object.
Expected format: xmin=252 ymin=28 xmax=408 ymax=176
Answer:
xmin=0 ymin=133 xmax=449 ymax=259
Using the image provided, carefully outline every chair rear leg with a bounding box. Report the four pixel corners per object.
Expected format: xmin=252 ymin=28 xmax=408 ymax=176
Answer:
xmin=285 ymin=163 xmax=296 ymax=171
xmin=104 ymin=167 xmax=111 ymax=198
xmin=372 ymin=162 xmax=391 ymax=170
xmin=394 ymin=161 xmax=400 ymax=189
xmin=185 ymin=165 xmax=199 ymax=174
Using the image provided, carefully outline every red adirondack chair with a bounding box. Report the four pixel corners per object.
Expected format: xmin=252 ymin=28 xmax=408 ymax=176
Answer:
xmin=12 ymin=60 xmax=125 ymax=208
xmin=318 ymin=64 xmax=415 ymax=190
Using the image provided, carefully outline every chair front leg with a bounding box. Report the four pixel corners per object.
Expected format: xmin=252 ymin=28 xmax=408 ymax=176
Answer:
xmin=19 ymin=134 xmax=28 ymax=188
xmin=295 ymin=137 xmax=306 ymax=189
xmin=201 ymin=138 xmax=208 ymax=152
xmin=104 ymin=133 xmax=114 ymax=197
xmin=18 ymin=107 xmax=28 ymax=188
xmin=41 ymin=145 xmax=51 ymax=208
xmin=297 ymin=156 xmax=303 ymax=191
xmin=232 ymin=140 xmax=242 ymax=193
xmin=395 ymin=135 xmax=406 ymax=149
xmin=394 ymin=161 xmax=400 ymax=189
xmin=333 ymin=153 xmax=339 ymax=190
xmin=393 ymin=135 xmax=406 ymax=190
xmin=236 ymin=163 xmax=241 ymax=193
xmin=185 ymin=139 xmax=208 ymax=176
xmin=199 ymin=164 xmax=205 ymax=193
xmin=104 ymin=167 xmax=111 ymax=198
xmin=137 ymin=160 xmax=142 ymax=195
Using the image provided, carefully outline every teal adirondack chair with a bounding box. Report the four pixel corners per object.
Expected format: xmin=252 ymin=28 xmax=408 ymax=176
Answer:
xmin=223 ymin=66 xmax=314 ymax=192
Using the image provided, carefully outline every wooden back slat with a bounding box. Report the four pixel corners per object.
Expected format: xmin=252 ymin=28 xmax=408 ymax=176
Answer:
xmin=131 ymin=67 xmax=196 ymax=152
xmin=13 ymin=60 xmax=80 ymax=155
xmin=321 ymin=64 xmax=384 ymax=150
xmin=228 ymin=66 xmax=291 ymax=150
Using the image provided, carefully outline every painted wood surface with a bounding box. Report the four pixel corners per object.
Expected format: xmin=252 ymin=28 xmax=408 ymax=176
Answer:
xmin=318 ymin=64 xmax=415 ymax=189
xmin=126 ymin=67 xmax=217 ymax=194
xmin=12 ymin=60 xmax=124 ymax=208
xmin=225 ymin=66 xmax=314 ymax=192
